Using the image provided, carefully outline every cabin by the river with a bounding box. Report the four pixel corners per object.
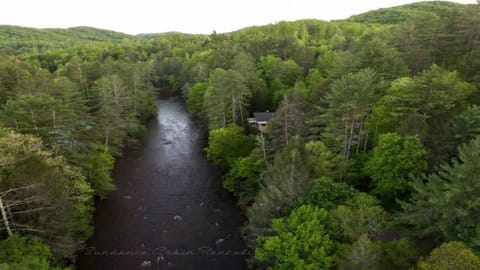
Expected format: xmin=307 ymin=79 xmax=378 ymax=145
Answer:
xmin=248 ymin=112 xmax=274 ymax=133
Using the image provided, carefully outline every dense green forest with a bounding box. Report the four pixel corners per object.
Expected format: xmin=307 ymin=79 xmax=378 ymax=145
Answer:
xmin=1 ymin=1 xmax=480 ymax=269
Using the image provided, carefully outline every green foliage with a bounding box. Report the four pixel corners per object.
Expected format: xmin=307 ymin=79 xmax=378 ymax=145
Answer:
xmin=305 ymin=141 xmax=343 ymax=179
xmin=325 ymin=51 xmax=361 ymax=82
xmin=203 ymin=69 xmax=251 ymax=129
xmin=453 ymin=105 xmax=480 ymax=146
xmin=336 ymin=234 xmax=381 ymax=270
xmin=381 ymin=238 xmax=419 ymax=270
xmin=337 ymin=236 xmax=419 ymax=270
xmin=0 ymin=73 xmax=90 ymax=151
xmin=373 ymin=65 xmax=474 ymax=134
xmin=258 ymin=55 xmax=303 ymax=106
xmin=0 ymin=234 xmax=67 ymax=270
xmin=349 ymin=1 xmax=470 ymax=25
xmin=356 ymin=37 xmax=409 ymax=81
xmin=256 ymin=205 xmax=333 ymax=270
xmin=223 ymin=150 xmax=265 ymax=207
xmin=396 ymin=136 xmax=480 ymax=249
xmin=329 ymin=193 xmax=389 ymax=242
xmin=363 ymin=133 xmax=427 ymax=206
xmin=370 ymin=65 xmax=475 ymax=166
xmin=305 ymin=68 xmax=326 ymax=102
xmin=266 ymin=90 xmax=309 ymax=154
xmin=232 ymin=52 xmax=258 ymax=83
xmin=205 ymin=125 xmax=256 ymax=168
xmin=320 ymin=68 xmax=381 ymax=163
xmin=417 ymin=242 xmax=480 ymax=270
xmin=296 ymin=177 xmax=356 ymax=210
xmin=246 ymin=137 xmax=310 ymax=239
xmin=0 ymin=25 xmax=130 ymax=56
xmin=0 ymin=129 xmax=93 ymax=258
xmin=186 ymin=82 xmax=207 ymax=116
xmin=1 ymin=2 xmax=480 ymax=267
xmin=75 ymin=143 xmax=115 ymax=198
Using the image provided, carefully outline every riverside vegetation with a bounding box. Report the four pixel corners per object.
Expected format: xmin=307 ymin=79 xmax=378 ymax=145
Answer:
xmin=0 ymin=1 xmax=480 ymax=269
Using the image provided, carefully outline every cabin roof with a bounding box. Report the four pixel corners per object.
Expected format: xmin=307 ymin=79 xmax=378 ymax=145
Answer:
xmin=253 ymin=112 xmax=274 ymax=122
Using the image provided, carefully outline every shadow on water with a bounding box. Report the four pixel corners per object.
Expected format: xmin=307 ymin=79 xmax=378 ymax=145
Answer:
xmin=76 ymin=98 xmax=248 ymax=270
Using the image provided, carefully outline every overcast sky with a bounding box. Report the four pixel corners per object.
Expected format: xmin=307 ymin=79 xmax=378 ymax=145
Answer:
xmin=1 ymin=0 xmax=476 ymax=35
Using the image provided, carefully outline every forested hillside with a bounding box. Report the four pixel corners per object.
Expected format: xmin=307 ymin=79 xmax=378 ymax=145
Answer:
xmin=0 ymin=25 xmax=132 ymax=55
xmin=1 ymin=1 xmax=480 ymax=269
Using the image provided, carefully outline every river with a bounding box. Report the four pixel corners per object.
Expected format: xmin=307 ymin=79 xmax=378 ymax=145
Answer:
xmin=77 ymin=98 xmax=248 ymax=270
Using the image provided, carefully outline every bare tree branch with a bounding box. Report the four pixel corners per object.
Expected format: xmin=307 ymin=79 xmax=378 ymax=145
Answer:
xmin=0 ymin=184 xmax=41 ymax=197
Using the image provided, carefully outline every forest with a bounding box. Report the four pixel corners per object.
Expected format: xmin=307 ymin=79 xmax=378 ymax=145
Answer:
xmin=0 ymin=1 xmax=480 ymax=269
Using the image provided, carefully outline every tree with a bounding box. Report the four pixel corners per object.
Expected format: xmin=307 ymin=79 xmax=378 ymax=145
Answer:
xmin=255 ymin=205 xmax=333 ymax=270
xmin=305 ymin=68 xmax=327 ymax=104
xmin=232 ymin=52 xmax=270 ymax=112
xmin=363 ymin=133 xmax=427 ymax=206
xmin=205 ymin=125 xmax=256 ymax=168
xmin=337 ymin=234 xmax=381 ymax=270
xmin=266 ymin=89 xmax=309 ymax=155
xmin=296 ymin=177 xmax=356 ymax=210
xmin=381 ymin=238 xmax=419 ymax=270
xmin=186 ymin=82 xmax=207 ymax=117
xmin=329 ymin=193 xmax=389 ymax=242
xmin=393 ymin=14 xmax=442 ymax=74
xmin=223 ymin=150 xmax=265 ymax=207
xmin=189 ymin=62 xmax=210 ymax=83
xmin=246 ymin=137 xmax=310 ymax=241
xmin=0 ymin=234 xmax=67 ymax=270
xmin=258 ymin=55 xmax=303 ymax=107
xmin=320 ymin=69 xmax=381 ymax=165
xmin=0 ymin=76 xmax=90 ymax=152
xmin=270 ymin=59 xmax=303 ymax=99
xmin=357 ymin=37 xmax=409 ymax=81
xmin=370 ymin=65 xmax=475 ymax=166
xmin=123 ymin=61 xmax=158 ymax=122
xmin=325 ymin=51 xmax=361 ymax=82
xmin=93 ymin=75 xmax=133 ymax=152
xmin=232 ymin=52 xmax=258 ymax=83
xmin=203 ymin=69 xmax=251 ymax=129
xmin=260 ymin=56 xmax=303 ymax=87
xmin=396 ymin=136 xmax=480 ymax=249
xmin=305 ymin=141 xmax=343 ymax=180
xmin=73 ymin=143 xmax=115 ymax=198
xmin=57 ymin=56 xmax=95 ymax=100
xmin=417 ymin=242 xmax=480 ymax=270
xmin=0 ymin=129 xmax=93 ymax=258
xmin=0 ymin=93 xmax=64 ymax=140
xmin=337 ymin=235 xmax=419 ymax=270
xmin=293 ymin=45 xmax=316 ymax=76
xmin=452 ymin=105 xmax=480 ymax=146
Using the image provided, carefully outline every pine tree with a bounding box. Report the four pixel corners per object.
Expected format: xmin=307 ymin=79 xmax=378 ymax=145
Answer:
xmin=203 ymin=69 xmax=251 ymax=129
xmin=321 ymin=69 xmax=381 ymax=164
xmin=396 ymin=136 xmax=480 ymax=249
xmin=246 ymin=136 xmax=310 ymax=244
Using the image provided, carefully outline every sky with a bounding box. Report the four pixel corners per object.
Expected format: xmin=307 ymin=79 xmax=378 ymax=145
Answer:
xmin=0 ymin=0 xmax=476 ymax=35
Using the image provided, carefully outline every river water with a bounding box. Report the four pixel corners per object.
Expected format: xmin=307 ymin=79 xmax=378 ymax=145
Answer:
xmin=77 ymin=98 xmax=248 ymax=270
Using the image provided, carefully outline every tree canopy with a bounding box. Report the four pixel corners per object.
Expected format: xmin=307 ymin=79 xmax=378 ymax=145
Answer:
xmin=1 ymin=1 xmax=479 ymax=268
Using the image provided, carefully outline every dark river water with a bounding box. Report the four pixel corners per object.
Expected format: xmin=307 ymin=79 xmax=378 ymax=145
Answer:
xmin=77 ymin=98 xmax=248 ymax=270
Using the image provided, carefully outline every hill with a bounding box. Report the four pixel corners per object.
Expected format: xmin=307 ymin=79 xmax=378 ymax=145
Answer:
xmin=0 ymin=25 xmax=133 ymax=55
xmin=348 ymin=1 xmax=476 ymax=24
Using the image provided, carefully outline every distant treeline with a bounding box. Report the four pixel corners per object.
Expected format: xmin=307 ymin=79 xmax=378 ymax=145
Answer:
xmin=0 ymin=1 xmax=479 ymax=269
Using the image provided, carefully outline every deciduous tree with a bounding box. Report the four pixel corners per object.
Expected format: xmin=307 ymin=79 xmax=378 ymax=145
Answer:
xmin=363 ymin=133 xmax=427 ymax=206
xmin=256 ymin=205 xmax=333 ymax=270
